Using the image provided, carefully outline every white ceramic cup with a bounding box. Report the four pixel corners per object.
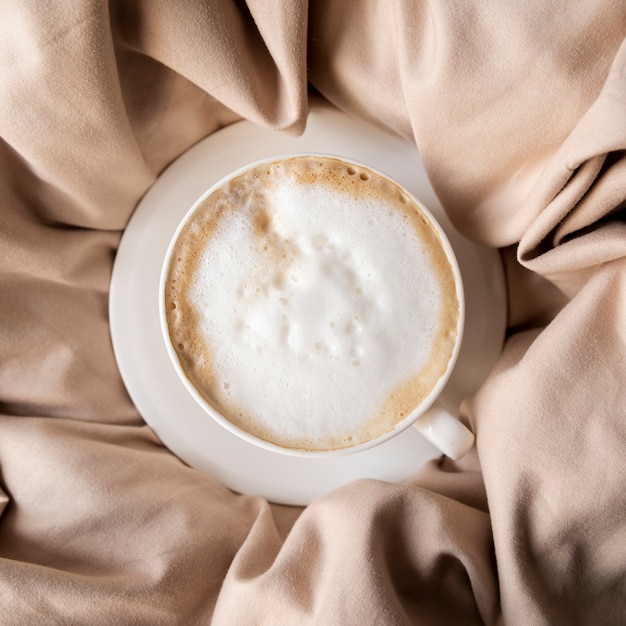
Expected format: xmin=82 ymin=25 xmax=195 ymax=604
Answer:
xmin=159 ymin=154 xmax=475 ymax=460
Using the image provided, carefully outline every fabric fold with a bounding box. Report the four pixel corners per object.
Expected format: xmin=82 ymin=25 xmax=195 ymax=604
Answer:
xmin=111 ymin=0 xmax=308 ymax=134
xmin=517 ymin=39 xmax=626 ymax=279
xmin=213 ymin=476 xmax=499 ymax=626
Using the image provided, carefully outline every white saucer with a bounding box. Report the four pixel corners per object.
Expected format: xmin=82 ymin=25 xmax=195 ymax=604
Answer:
xmin=109 ymin=106 xmax=506 ymax=506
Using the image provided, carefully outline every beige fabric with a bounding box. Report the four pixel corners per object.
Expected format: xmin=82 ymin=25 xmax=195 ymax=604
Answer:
xmin=1 ymin=1 xmax=625 ymax=623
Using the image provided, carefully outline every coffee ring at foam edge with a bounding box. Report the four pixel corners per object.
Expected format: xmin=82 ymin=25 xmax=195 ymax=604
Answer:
xmin=162 ymin=155 xmax=462 ymax=453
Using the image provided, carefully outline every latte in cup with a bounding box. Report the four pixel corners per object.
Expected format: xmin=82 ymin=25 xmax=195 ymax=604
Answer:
xmin=163 ymin=155 xmax=461 ymax=452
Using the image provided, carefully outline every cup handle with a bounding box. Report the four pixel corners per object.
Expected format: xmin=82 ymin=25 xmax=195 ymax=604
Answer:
xmin=412 ymin=401 xmax=475 ymax=460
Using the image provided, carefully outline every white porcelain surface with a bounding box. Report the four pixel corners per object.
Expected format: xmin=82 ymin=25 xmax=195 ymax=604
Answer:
xmin=109 ymin=106 xmax=507 ymax=506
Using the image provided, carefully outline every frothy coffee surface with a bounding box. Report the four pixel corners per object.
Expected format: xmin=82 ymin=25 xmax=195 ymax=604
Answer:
xmin=164 ymin=156 xmax=460 ymax=451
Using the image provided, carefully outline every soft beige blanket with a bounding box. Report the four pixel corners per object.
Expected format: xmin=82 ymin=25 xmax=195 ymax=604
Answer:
xmin=1 ymin=1 xmax=625 ymax=624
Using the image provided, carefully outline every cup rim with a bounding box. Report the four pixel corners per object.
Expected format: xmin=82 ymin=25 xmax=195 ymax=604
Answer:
xmin=159 ymin=152 xmax=465 ymax=458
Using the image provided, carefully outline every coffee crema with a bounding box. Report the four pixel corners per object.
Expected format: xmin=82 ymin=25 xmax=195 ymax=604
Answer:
xmin=164 ymin=156 xmax=460 ymax=451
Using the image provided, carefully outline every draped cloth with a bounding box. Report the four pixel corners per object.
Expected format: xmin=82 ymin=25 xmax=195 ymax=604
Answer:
xmin=1 ymin=2 xmax=625 ymax=623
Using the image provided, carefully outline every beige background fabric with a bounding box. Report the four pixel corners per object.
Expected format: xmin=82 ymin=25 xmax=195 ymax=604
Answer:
xmin=1 ymin=1 xmax=625 ymax=623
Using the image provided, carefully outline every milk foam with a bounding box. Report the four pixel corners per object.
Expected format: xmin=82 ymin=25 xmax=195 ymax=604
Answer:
xmin=165 ymin=157 xmax=459 ymax=451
